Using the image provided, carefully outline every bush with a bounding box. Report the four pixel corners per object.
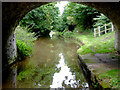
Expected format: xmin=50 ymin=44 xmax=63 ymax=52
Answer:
xmin=15 ymin=26 xmax=37 ymax=60
xmin=93 ymin=13 xmax=110 ymax=28
xmin=63 ymin=31 xmax=74 ymax=38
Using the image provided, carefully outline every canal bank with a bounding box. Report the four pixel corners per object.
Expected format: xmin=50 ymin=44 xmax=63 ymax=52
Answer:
xmin=75 ymin=31 xmax=119 ymax=89
xmin=78 ymin=53 xmax=119 ymax=89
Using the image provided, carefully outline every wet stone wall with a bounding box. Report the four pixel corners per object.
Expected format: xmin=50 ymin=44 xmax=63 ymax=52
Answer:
xmin=2 ymin=28 xmax=17 ymax=84
xmin=78 ymin=55 xmax=103 ymax=89
xmin=6 ymin=29 xmax=17 ymax=64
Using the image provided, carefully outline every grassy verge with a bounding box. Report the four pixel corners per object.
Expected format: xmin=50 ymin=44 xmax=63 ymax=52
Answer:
xmin=76 ymin=31 xmax=115 ymax=55
xmin=96 ymin=69 xmax=120 ymax=88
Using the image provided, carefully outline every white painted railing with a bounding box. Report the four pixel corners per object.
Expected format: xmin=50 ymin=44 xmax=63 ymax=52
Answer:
xmin=94 ymin=22 xmax=114 ymax=37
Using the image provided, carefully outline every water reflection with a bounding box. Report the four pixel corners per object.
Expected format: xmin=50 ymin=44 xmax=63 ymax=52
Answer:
xmin=3 ymin=37 xmax=89 ymax=88
xmin=50 ymin=53 xmax=88 ymax=88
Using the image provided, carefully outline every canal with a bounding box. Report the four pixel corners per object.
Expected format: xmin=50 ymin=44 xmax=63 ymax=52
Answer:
xmin=3 ymin=37 xmax=89 ymax=88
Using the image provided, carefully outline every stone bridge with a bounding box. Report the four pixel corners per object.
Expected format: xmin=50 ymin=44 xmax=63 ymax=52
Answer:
xmin=2 ymin=1 xmax=120 ymax=82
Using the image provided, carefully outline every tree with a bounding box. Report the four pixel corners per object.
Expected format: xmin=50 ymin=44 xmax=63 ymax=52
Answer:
xmin=62 ymin=2 xmax=100 ymax=32
xmin=20 ymin=2 xmax=60 ymax=37
xmin=93 ymin=13 xmax=110 ymax=28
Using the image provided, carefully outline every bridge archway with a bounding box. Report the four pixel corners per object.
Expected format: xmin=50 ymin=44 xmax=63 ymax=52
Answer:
xmin=2 ymin=1 xmax=120 ymax=83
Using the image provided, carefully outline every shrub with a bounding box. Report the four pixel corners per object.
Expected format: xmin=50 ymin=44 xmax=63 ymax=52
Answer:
xmin=63 ymin=31 xmax=74 ymax=38
xmin=15 ymin=26 xmax=37 ymax=60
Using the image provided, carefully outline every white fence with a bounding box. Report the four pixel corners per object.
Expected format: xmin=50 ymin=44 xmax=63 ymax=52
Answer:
xmin=94 ymin=22 xmax=114 ymax=37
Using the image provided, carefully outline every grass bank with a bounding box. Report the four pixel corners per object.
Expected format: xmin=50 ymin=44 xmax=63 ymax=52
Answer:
xmin=96 ymin=69 xmax=120 ymax=88
xmin=76 ymin=31 xmax=115 ymax=55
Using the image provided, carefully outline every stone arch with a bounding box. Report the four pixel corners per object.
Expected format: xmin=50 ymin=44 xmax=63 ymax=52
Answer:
xmin=2 ymin=2 xmax=120 ymax=82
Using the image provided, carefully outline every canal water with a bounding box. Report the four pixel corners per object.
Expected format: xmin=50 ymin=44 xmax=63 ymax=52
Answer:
xmin=4 ymin=37 xmax=89 ymax=88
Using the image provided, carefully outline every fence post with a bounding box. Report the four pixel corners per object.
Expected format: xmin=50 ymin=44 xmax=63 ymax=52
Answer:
xmin=94 ymin=28 xmax=96 ymax=37
xmin=105 ymin=24 xmax=107 ymax=34
xmin=111 ymin=23 xmax=114 ymax=31
xmin=98 ymin=26 xmax=100 ymax=36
